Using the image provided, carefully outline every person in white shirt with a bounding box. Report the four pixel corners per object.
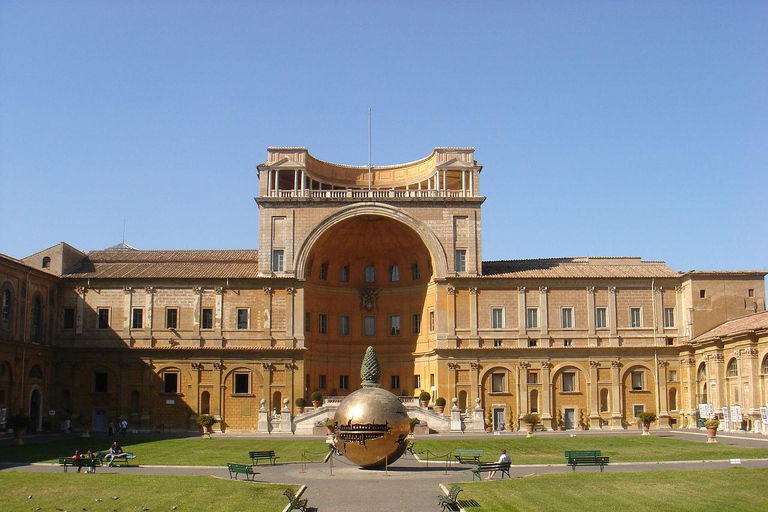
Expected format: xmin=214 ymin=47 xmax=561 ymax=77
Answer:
xmin=486 ymin=448 xmax=511 ymax=480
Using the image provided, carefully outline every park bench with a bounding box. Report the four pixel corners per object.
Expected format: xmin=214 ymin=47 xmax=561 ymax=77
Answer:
xmin=438 ymin=483 xmax=463 ymax=511
xmin=453 ymin=449 xmax=483 ymax=464
xmin=249 ymin=450 xmax=279 ymax=465
xmin=284 ymin=488 xmax=308 ymax=512
xmin=58 ymin=457 xmax=101 ymax=472
xmin=472 ymin=461 xmax=511 ymax=481
xmin=227 ymin=462 xmax=256 ymax=481
xmin=533 ymin=424 xmax=547 ymax=431
xmin=96 ymin=451 xmax=137 ymax=467
xmin=564 ymin=451 xmax=609 ymax=472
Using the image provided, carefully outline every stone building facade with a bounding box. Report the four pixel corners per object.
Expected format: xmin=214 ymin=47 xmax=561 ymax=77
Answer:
xmin=1 ymin=147 xmax=766 ymax=433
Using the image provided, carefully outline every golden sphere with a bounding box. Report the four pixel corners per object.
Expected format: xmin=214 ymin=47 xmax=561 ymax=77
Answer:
xmin=333 ymin=386 xmax=411 ymax=469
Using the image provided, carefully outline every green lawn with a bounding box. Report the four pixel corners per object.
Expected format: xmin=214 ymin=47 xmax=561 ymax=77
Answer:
xmin=0 ymin=472 xmax=295 ymax=512
xmin=0 ymin=437 xmax=330 ymax=465
xmin=416 ymin=435 xmax=768 ymax=464
xmin=453 ymin=468 xmax=768 ymax=512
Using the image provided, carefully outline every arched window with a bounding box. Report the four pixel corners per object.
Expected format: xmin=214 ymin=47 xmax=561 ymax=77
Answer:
xmin=530 ymin=390 xmax=539 ymax=413
xmin=727 ymin=359 xmax=738 ymax=378
xmin=458 ymin=390 xmax=467 ymax=411
xmin=30 ymin=297 xmax=42 ymax=342
xmin=600 ymin=388 xmax=610 ymax=412
xmin=130 ymin=390 xmax=141 ymax=414
xmin=669 ymin=388 xmax=677 ymax=411
xmin=697 ymin=363 xmax=707 ymax=382
xmin=272 ymin=391 xmax=282 ymax=414
xmin=29 ymin=365 xmax=43 ymax=379
xmin=762 ymin=356 xmax=768 ymax=375
xmin=42 ymin=257 xmax=51 ymax=268
xmin=1 ymin=287 xmax=11 ymax=321
xmin=200 ymin=391 xmax=210 ymax=415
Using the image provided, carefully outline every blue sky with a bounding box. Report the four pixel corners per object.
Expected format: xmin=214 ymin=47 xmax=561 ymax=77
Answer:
xmin=1 ymin=1 xmax=766 ymax=274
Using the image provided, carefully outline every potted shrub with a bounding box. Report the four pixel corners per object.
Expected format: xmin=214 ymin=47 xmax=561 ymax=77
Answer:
xmin=419 ymin=391 xmax=430 ymax=408
xmin=485 ymin=408 xmax=494 ymax=432
xmin=578 ymin=410 xmax=587 ymax=431
xmin=7 ymin=414 xmax=32 ymax=445
xmin=195 ymin=414 xmax=217 ymax=438
xmin=556 ymin=410 xmax=565 ymax=431
xmin=434 ymin=397 xmax=446 ymax=414
xmin=409 ymin=417 xmax=421 ymax=433
xmin=638 ymin=411 xmax=657 ymax=435
xmin=522 ymin=413 xmax=540 ymax=437
xmin=704 ymin=416 xmax=720 ymax=443
xmin=311 ymin=390 xmax=323 ymax=408
xmin=295 ymin=397 xmax=306 ymax=414
xmin=323 ymin=417 xmax=336 ymax=434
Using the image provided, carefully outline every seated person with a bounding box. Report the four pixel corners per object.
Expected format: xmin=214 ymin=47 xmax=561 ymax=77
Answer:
xmin=72 ymin=450 xmax=83 ymax=472
xmin=486 ymin=448 xmax=511 ymax=480
xmin=105 ymin=442 xmax=126 ymax=466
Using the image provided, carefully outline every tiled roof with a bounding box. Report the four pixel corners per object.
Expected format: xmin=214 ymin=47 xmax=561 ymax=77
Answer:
xmin=691 ymin=311 xmax=768 ymax=343
xmin=64 ymin=250 xmax=260 ymax=279
xmin=481 ymin=257 xmax=680 ymax=279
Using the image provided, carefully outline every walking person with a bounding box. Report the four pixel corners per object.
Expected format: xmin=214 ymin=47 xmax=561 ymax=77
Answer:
xmin=120 ymin=418 xmax=128 ymax=438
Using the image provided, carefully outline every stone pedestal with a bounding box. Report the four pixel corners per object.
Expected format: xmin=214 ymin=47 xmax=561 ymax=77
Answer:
xmin=257 ymin=399 xmax=271 ymax=433
xmin=279 ymin=398 xmax=293 ymax=433
xmin=472 ymin=398 xmax=485 ymax=431
xmin=450 ymin=398 xmax=463 ymax=432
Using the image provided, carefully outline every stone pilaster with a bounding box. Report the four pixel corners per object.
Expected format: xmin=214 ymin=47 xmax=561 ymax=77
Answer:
xmin=610 ymin=360 xmax=624 ymax=429
xmin=541 ymin=361 xmax=553 ymax=429
xmin=588 ymin=361 xmax=601 ymax=429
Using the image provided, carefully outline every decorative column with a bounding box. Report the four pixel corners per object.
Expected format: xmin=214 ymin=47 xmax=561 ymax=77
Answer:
xmin=608 ymin=286 xmax=618 ymax=346
xmin=447 ymin=362 xmax=459 ymax=404
xmin=539 ymin=287 xmax=548 ymax=340
xmin=261 ymin=363 xmax=274 ymax=412
xmin=75 ymin=286 xmax=86 ymax=334
xmin=745 ymin=348 xmax=761 ymax=432
xmin=469 ymin=287 xmax=479 ymax=340
xmin=517 ymin=287 xmax=527 ymax=345
xmin=192 ymin=287 xmax=202 ymax=341
xmin=446 ymin=286 xmax=459 ymax=347
xmin=189 ymin=362 xmax=202 ymax=430
xmin=469 ymin=362 xmax=480 ymax=410
xmin=285 ymin=287 xmax=296 ymax=348
xmin=711 ymin=353 xmax=725 ymax=410
xmin=212 ymin=287 xmax=224 ymax=347
xmin=284 ymin=362 xmax=295 ymax=415
xmin=653 ymin=286 xmax=664 ymax=345
xmin=610 ymin=360 xmax=624 ymax=429
xmin=212 ymin=361 xmax=224 ymax=432
xmin=123 ymin=287 xmax=132 ymax=338
xmin=681 ymin=356 xmax=697 ymax=428
xmin=657 ymin=360 xmax=670 ymax=428
xmin=586 ymin=287 xmax=597 ymax=346
xmin=541 ymin=361 xmax=553 ymax=429
xmin=675 ymin=286 xmax=686 ymax=342
xmin=141 ymin=359 xmax=154 ymax=430
xmin=263 ymin=287 xmax=273 ymax=341
xmin=519 ymin=361 xmax=530 ymax=415
xmin=145 ymin=287 xmax=154 ymax=342
xmin=119 ymin=362 xmax=130 ymax=423
xmin=293 ymin=287 xmax=305 ymax=348
xmin=588 ymin=361 xmax=601 ymax=429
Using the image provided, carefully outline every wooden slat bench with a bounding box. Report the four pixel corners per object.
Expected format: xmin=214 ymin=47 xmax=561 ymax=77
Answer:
xmin=249 ymin=450 xmax=279 ymax=465
xmin=438 ymin=483 xmax=463 ymax=511
xmin=472 ymin=461 xmax=511 ymax=481
xmin=284 ymin=488 xmax=308 ymax=512
xmin=58 ymin=457 xmax=101 ymax=472
xmin=227 ymin=462 xmax=256 ymax=481
xmin=564 ymin=451 xmax=609 ymax=472
xmin=454 ymin=449 xmax=483 ymax=464
xmin=97 ymin=451 xmax=137 ymax=467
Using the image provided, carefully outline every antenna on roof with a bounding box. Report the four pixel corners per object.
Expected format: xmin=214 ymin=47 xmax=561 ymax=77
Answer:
xmin=368 ymin=107 xmax=372 ymax=191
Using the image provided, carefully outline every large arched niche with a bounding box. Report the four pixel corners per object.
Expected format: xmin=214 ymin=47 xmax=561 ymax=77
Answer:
xmin=295 ymin=203 xmax=448 ymax=280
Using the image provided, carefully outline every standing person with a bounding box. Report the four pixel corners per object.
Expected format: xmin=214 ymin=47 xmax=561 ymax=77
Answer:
xmin=120 ymin=418 xmax=128 ymax=438
xmin=486 ymin=448 xmax=511 ymax=480
xmin=64 ymin=418 xmax=71 ymax=434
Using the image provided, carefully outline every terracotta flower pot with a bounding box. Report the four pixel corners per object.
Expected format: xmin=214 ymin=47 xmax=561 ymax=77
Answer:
xmin=312 ymin=400 xmax=321 ymax=408
xmin=641 ymin=422 xmax=651 ymax=435
xmin=435 ymin=406 xmax=444 ymax=414
xmin=706 ymin=426 xmax=718 ymax=443
xmin=297 ymin=406 xmax=305 ymax=414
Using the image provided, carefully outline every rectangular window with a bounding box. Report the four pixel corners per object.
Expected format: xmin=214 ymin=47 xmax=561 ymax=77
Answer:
xmin=202 ymin=308 xmax=213 ymax=330
xmin=666 ymin=337 xmax=674 ymax=346
xmin=339 ymin=375 xmax=349 ymax=390
xmin=414 ymin=375 xmax=421 ymax=389
xmin=562 ymin=372 xmax=576 ymax=392
xmin=596 ymin=307 xmax=607 ymax=329
xmin=272 ymin=250 xmax=284 ymax=272
xmin=318 ymin=314 xmax=327 ymax=334
xmin=455 ymin=249 xmax=466 ymax=272
xmin=163 ymin=372 xmax=179 ymax=393
xmin=97 ymin=308 xmax=109 ymax=329
xmin=364 ymin=316 xmax=375 ymax=336
xmin=94 ymin=372 xmax=108 ymax=393
xmin=664 ymin=308 xmax=675 ymax=328
xmin=390 ymin=265 xmax=399 ymax=282
xmin=630 ymin=308 xmax=642 ymax=328
xmin=390 ymin=315 xmax=401 ymax=335
xmin=319 ymin=262 xmax=328 ymax=281
xmin=561 ymin=307 xmax=573 ymax=328
xmin=526 ymin=308 xmax=538 ymax=329
xmin=338 ymin=315 xmax=350 ymax=335
xmin=234 ymin=372 xmax=250 ymax=394
xmin=412 ymin=263 xmax=420 ymax=280
xmin=365 ymin=265 xmax=375 ymax=283
xmin=305 ymin=312 xmax=310 ymax=332
xmin=631 ymin=371 xmax=644 ymax=390
xmin=491 ymin=373 xmax=505 ymax=393
xmin=339 ymin=265 xmax=349 ymax=282
xmin=491 ymin=308 xmax=504 ymax=329
xmin=318 ymin=374 xmax=326 ymax=389
xmin=527 ymin=372 xmax=539 ymax=384
xmin=748 ymin=289 xmax=755 ymax=298
xmin=412 ymin=313 xmax=421 ymax=334
xmin=564 ymin=339 xmax=572 ymax=347
xmin=494 ymin=339 xmax=503 ymax=347
xmin=63 ymin=308 xmax=76 ymax=329
xmin=166 ymin=308 xmax=178 ymax=329
xmin=131 ymin=308 xmax=143 ymax=329
xmin=428 ymin=311 xmax=435 ymax=332
xmin=699 ymin=289 xmax=706 ymax=298
xmin=633 ymin=405 xmax=644 ymax=417
xmin=668 ymin=370 xmax=677 ymax=382
xmin=237 ymin=309 xmax=249 ymax=329
xmin=528 ymin=339 xmax=538 ymax=347
xmin=391 ymin=375 xmax=400 ymax=390
xmin=430 ymin=373 xmax=435 ymax=388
